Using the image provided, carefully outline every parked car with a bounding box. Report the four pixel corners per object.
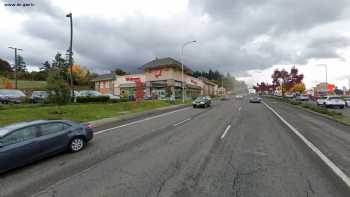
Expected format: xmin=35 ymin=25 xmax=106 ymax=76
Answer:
xmin=0 ymin=120 xmax=94 ymax=174
xmin=295 ymin=94 xmax=309 ymax=101
xmin=316 ymin=96 xmax=327 ymax=106
xmin=31 ymin=91 xmax=49 ymax=103
xmin=103 ymin=93 xmax=120 ymax=100
xmin=285 ymin=93 xmax=295 ymax=98
xmin=0 ymin=89 xmax=26 ymax=104
xmin=324 ymin=96 xmax=345 ymax=109
xmin=193 ymin=96 xmax=211 ymax=108
xmin=344 ymin=97 xmax=350 ymax=107
xmin=78 ymin=90 xmax=102 ymax=97
xmin=249 ymin=96 xmax=262 ymax=103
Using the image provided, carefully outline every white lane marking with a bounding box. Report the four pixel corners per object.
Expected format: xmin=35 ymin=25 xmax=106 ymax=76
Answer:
xmin=173 ymin=118 xmax=191 ymax=126
xmin=221 ymin=125 xmax=231 ymax=139
xmin=238 ymin=107 xmax=242 ymax=111
xmin=94 ymin=107 xmax=190 ymax=135
xmin=263 ymin=102 xmax=350 ymax=188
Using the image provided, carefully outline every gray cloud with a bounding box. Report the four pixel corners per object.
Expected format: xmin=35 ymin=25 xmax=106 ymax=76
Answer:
xmin=1 ymin=0 xmax=350 ymax=75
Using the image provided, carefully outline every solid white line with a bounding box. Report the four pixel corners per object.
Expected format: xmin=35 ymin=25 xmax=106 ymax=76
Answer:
xmin=173 ymin=118 xmax=191 ymax=126
xmin=94 ymin=107 xmax=190 ymax=135
xmin=221 ymin=125 xmax=231 ymax=139
xmin=263 ymin=101 xmax=350 ymax=188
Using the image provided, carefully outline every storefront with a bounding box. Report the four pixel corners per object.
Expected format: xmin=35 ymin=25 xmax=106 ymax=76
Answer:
xmin=142 ymin=57 xmax=204 ymax=99
xmin=93 ymin=57 xmax=218 ymax=99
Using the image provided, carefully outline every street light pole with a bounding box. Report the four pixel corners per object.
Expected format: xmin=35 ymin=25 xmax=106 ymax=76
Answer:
xmin=8 ymin=47 xmax=23 ymax=89
xmin=180 ymin=40 xmax=196 ymax=104
xmin=66 ymin=12 xmax=74 ymax=99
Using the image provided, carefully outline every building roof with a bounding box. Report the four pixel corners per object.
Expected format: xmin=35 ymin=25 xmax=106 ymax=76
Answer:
xmin=91 ymin=73 xmax=116 ymax=82
xmin=141 ymin=57 xmax=193 ymax=74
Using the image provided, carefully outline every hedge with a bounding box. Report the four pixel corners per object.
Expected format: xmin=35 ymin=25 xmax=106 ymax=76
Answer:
xmin=76 ymin=96 xmax=110 ymax=103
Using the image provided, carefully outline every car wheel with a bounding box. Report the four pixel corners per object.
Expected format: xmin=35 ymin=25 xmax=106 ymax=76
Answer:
xmin=69 ymin=137 xmax=86 ymax=153
xmin=193 ymin=105 xmax=196 ymax=108
xmin=340 ymin=106 xmax=344 ymax=109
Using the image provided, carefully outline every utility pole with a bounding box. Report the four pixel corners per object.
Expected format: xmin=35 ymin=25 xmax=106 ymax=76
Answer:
xmin=8 ymin=47 xmax=23 ymax=89
xmin=66 ymin=12 xmax=74 ymax=99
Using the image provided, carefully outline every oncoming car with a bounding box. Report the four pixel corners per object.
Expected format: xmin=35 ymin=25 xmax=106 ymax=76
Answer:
xmin=0 ymin=120 xmax=94 ymax=174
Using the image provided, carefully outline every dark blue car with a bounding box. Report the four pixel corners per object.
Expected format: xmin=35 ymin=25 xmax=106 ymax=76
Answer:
xmin=0 ymin=120 xmax=93 ymax=174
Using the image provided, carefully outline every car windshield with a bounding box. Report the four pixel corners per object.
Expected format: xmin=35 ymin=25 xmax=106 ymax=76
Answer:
xmin=32 ymin=91 xmax=48 ymax=96
xmin=329 ymin=97 xmax=342 ymax=100
xmin=3 ymin=1 xmax=350 ymax=197
xmin=0 ymin=89 xmax=25 ymax=97
xmin=194 ymin=97 xmax=203 ymax=101
xmin=79 ymin=90 xmax=101 ymax=96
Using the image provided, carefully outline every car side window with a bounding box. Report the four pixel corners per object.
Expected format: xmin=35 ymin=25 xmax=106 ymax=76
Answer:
xmin=0 ymin=126 xmax=38 ymax=146
xmin=39 ymin=123 xmax=71 ymax=136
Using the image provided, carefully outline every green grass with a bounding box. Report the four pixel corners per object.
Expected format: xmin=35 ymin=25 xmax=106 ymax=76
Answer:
xmin=0 ymin=100 xmax=191 ymax=126
xmin=0 ymin=77 xmax=47 ymax=90
xmin=264 ymin=95 xmax=350 ymax=125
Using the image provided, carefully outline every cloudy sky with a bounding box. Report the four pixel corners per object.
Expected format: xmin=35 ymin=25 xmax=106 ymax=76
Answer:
xmin=1 ymin=0 xmax=350 ymax=89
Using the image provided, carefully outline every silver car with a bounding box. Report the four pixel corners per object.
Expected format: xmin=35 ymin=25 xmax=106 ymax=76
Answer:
xmin=0 ymin=89 xmax=26 ymax=104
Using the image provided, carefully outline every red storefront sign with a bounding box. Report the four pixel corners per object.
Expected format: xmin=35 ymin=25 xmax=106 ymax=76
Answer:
xmin=151 ymin=69 xmax=162 ymax=78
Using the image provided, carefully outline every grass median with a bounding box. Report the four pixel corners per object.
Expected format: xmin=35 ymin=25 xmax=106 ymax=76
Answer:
xmin=264 ymin=95 xmax=350 ymax=125
xmin=0 ymin=99 xmax=192 ymax=126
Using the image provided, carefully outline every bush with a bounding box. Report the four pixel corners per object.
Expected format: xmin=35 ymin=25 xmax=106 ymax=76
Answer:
xmin=46 ymin=70 xmax=71 ymax=105
xmin=76 ymin=96 xmax=110 ymax=103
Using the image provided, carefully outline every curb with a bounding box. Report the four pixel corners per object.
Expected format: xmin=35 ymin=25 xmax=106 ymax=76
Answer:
xmin=87 ymin=104 xmax=191 ymax=127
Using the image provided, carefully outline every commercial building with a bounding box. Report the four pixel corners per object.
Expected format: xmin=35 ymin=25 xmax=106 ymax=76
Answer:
xmin=91 ymin=73 xmax=115 ymax=94
xmin=92 ymin=57 xmax=218 ymax=99
xmin=113 ymin=74 xmax=145 ymax=97
xmin=142 ymin=57 xmax=216 ymax=99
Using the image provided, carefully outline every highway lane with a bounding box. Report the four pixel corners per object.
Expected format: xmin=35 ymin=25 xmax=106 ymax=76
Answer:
xmin=1 ymin=98 xmax=349 ymax=197
xmin=265 ymin=99 xmax=350 ymax=178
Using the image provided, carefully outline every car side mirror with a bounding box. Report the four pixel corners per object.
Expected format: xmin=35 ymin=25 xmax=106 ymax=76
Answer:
xmin=0 ymin=142 xmax=3 ymax=148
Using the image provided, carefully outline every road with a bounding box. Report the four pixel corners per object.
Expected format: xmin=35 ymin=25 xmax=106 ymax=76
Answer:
xmin=1 ymin=98 xmax=349 ymax=197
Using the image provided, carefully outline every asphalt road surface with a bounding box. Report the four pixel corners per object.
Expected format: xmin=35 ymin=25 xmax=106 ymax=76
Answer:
xmin=1 ymin=98 xmax=350 ymax=197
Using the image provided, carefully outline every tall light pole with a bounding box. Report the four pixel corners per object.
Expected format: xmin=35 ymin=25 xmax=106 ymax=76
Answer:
xmin=66 ymin=12 xmax=74 ymax=99
xmin=8 ymin=47 xmax=23 ymax=89
xmin=316 ymin=64 xmax=328 ymax=93
xmin=180 ymin=40 xmax=196 ymax=103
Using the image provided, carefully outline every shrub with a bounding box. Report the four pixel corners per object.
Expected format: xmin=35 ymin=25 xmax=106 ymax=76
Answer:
xmin=76 ymin=96 xmax=110 ymax=103
xmin=46 ymin=70 xmax=71 ymax=105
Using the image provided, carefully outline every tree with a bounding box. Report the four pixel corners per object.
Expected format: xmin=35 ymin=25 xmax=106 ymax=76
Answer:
xmin=52 ymin=52 xmax=68 ymax=79
xmin=15 ymin=55 xmax=26 ymax=72
xmin=46 ymin=70 xmax=71 ymax=105
xmin=70 ymin=64 xmax=90 ymax=85
xmin=290 ymin=83 xmax=306 ymax=93
xmin=114 ymin=68 xmax=127 ymax=75
xmin=334 ymin=87 xmax=344 ymax=95
xmin=271 ymin=66 xmax=304 ymax=95
xmin=1 ymin=77 xmax=13 ymax=89
xmin=40 ymin=61 xmax=52 ymax=72
xmin=0 ymin=58 xmax=12 ymax=75
xmin=208 ymin=69 xmax=214 ymax=80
